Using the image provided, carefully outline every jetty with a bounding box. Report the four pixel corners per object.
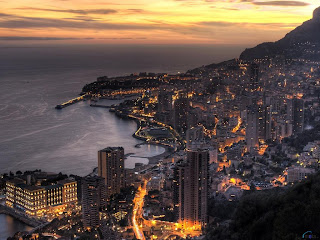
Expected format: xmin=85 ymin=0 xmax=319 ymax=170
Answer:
xmin=55 ymin=94 xmax=89 ymax=109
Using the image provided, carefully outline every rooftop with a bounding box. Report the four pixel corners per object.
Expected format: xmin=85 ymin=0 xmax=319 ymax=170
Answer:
xmin=44 ymin=184 xmax=63 ymax=190
xmin=99 ymin=147 xmax=124 ymax=152
xmin=57 ymin=179 xmax=77 ymax=185
xmin=17 ymin=184 xmax=44 ymax=192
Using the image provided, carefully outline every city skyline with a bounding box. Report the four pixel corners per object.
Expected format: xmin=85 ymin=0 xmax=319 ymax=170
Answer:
xmin=0 ymin=0 xmax=319 ymax=45
xmin=1 ymin=3 xmax=320 ymax=239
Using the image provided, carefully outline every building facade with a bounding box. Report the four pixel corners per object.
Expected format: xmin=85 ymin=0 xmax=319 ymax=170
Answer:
xmin=98 ymin=147 xmax=125 ymax=198
xmin=81 ymin=176 xmax=107 ymax=229
xmin=175 ymin=149 xmax=209 ymax=229
xmin=6 ymin=178 xmax=77 ymax=217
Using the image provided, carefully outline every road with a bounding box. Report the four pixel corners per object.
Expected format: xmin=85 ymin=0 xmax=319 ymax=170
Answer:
xmin=131 ymin=179 xmax=202 ymax=240
xmin=132 ymin=180 xmax=148 ymax=240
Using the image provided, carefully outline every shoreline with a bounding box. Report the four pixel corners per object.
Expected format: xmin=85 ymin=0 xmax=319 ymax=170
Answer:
xmin=111 ymin=112 xmax=174 ymax=166
xmin=0 ymin=205 xmax=42 ymax=228
xmin=130 ymin=118 xmax=174 ymax=165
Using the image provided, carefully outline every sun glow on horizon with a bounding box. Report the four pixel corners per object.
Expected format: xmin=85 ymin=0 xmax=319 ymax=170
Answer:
xmin=0 ymin=0 xmax=319 ymax=45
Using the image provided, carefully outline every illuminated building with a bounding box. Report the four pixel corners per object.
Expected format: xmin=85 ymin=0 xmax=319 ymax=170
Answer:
xmin=173 ymin=95 xmax=190 ymax=134
xmin=246 ymin=105 xmax=259 ymax=152
xmin=249 ymin=63 xmax=259 ymax=91
xmin=59 ymin=179 xmax=78 ymax=203
xmin=98 ymin=147 xmax=125 ymax=198
xmin=158 ymin=89 xmax=173 ymax=112
xmin=186 ymin=126 xmax=205 ymax=150
xmin=5 ymin=178 xmax=77 ymax=217
xmin=287 ymin=167 xmax=315 ymax=183
xmin=287 ymin=97 xmax=304 ymax=135
xmin=45 ymin=184 xmax=63 ymax=206
xmin=81 ymin=176 xmax=107 ymax=229
xmin=175 ymin=149 xmax=209 ymax=228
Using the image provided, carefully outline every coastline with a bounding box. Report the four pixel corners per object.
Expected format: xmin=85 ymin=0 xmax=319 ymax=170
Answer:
xmin=85 ymin=97 xmax=171 ymax=167
xmin=0 ymin=205 xmax=41 ymax=228
xmin=88 ymin=100 xmax=173 ymax=167
xmin=131 ymin=119 xmax=174 ymax=165
xmin=110 ymin=111 xmax=174 ymax=165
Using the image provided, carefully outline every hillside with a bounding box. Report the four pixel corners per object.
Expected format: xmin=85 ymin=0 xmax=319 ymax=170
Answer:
xmin=240 ymin=7 xmax=320 ymax=61
xmin=206 ymin=172 xmax=320 ymax=240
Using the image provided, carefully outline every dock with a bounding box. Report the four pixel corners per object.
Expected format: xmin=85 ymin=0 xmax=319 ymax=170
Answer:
xmin=89 ymin=104 xmax=112 ymax=108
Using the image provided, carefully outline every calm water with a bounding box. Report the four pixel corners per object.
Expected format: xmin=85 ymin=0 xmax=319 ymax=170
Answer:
xmin=0 ymin=44 xmax=243 ymax=237
xmin=0 ymin=214 xmax=33 ymax=240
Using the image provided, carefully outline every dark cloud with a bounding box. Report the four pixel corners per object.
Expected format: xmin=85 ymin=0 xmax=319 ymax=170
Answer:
xmin=63 ymin=16 xmax=101 ymax=22
xmin=98 ymin=37 xmax=148 ymax=40
xmin=15 ymin=8 xmax=117 ymax=15
xmin=0 ymin=13 xmax=12 ymax=17
xmin=0 ymin=36 xmax=147 ymax=41
xmin=0 ymin=36 xmax=94 ymax=40
xmin=0 ymin=13 xmax=165 ymax=30
xmin=252 ymin=1 xmax=309 ymax=6
xmin=126 ymin=9 xmax=146 ymax=13
xmin=199 ymin=20 xmax=298 ymax=28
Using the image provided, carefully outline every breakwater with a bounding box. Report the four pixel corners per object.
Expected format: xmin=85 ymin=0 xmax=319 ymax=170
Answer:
xmin=55 ymin=94 xmax=90 ymax=109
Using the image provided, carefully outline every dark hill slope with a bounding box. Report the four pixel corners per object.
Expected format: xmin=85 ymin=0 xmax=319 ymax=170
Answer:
xmin=240 ymin=7 xmax=320 ymax=61
xmin=207 ymin=172 xmax=320 ymax=240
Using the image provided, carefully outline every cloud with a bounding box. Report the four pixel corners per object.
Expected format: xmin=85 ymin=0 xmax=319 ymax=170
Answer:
xmin=0 ymin=13 xmax=13 ymax=17
xmin=0 ymin=36 xmax=94 ymax=40
xmin=252 ymin=1 xmax=309 ymax=6
xmin=126 ymin=9 xmax=146 ymax=13
xmin=0 ymin=13 xmax=159 ymax=30
xmin=63 ymin=16 xmax=101 ymax=22
xmin=15 ymin=7 xmax=117 ymax=15
xmin=199 ymin=20 xmax=298 ymax=28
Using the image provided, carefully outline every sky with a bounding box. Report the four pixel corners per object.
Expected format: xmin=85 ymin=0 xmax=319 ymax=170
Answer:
xmin=0 ymin=0 xmax=319 ymax=45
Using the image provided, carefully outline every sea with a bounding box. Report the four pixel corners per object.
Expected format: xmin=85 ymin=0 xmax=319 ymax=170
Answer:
xmin=0 ymin=43 xmax=245 ymax=238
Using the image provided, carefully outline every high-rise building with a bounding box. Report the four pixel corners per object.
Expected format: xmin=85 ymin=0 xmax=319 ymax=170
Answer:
xmin=249 ymin=63 xmax=259 ymax=91
xmin=98 ymin=147 xmax=125 ymax=198
xmin=290 ymin=98 xmax=304 ymax=135
xmin=175 ymin=149 xmax=209 ymax=228
xmin=173 ymin=95 xmax=190 ymax=134
xmin=81 ymin=176 xmax=107 ymax=229
xmin=246 ymin=105 xmax=259 ymax=152
xmin=186 ymin=126 xmax=205 ymax=150
xmin=286 ymin=97 xmax=304 ymax=136
xmin=158 ymin=90 xmax=173 ymax=112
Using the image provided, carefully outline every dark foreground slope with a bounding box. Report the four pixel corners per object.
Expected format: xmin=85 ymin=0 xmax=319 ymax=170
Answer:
xmin=240 ymin=7 xmax=320 ymax=61
xmin=207 ymin=172 xmax=320 ymax=240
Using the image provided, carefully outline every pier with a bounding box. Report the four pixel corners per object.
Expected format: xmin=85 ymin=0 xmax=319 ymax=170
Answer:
xmin=55 ymin=94 xmax=89 ymax=109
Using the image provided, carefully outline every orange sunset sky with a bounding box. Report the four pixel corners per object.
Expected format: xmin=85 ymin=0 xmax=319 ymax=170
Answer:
xmin=0 ymin=0 xmax=319 ymax=45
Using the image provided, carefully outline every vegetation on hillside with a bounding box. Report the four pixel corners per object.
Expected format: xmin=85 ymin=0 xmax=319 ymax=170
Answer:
xmin=207 ymin=173 xmax=320 ymax=240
